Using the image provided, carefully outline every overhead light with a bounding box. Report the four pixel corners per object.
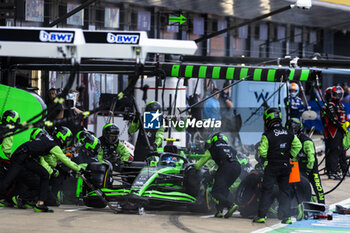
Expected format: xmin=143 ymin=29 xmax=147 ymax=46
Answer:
xmin=294 ymin=0 xmax=312 ymax=10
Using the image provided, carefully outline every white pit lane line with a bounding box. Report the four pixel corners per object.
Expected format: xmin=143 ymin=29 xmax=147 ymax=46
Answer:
xmin=64 ymin=207 xmax=92 ymax=212
xmin=200 ymin=211 xmax=240 ymax=218
xmin=64 ymin=207 xmax=156 ymax=216
xmin=251 ymin=197 xmax=350 ymax=233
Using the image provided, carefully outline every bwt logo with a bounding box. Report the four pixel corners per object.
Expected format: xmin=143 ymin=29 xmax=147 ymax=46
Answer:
xmin=254 ymin=91 xmax=269 ymax=103
xmin=106 ymin=33 xmax=139 ymax=44
xmin=143 ymin=110 xmax=162 ymax=129
xmin=39 ymin=31 xmax=74 ymax=43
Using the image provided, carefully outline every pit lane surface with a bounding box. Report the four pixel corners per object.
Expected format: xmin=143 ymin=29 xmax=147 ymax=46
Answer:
xmin=1 ymin=174 xmax=350 ymax=233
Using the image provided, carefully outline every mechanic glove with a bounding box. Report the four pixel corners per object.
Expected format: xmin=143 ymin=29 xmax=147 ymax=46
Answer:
xmin=53 ymin=168 xmax=60 ymax=178
xmin=152 ymin=143 xmax=158 ymax=150
xmin=263 ymin=161 xmax=268 ymax=170
xmin=133 ymin=112 xmax=140 ymax=123
xmin=328 ymin=104 xmax=339 ymax=125
xmin=306 ymin=161 xmax=314 ymax=172
xmin=328 ymin=103 xmax=336 ymax=115
xmin=56 ymin=164 xmax=71 ymax=178
xmin=78 ymin=163 xmax=88 ymax=171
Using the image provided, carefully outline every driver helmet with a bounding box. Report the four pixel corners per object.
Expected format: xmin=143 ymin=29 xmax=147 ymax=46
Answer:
xmin=102 ymin=123 xmax=119 ymax=144
xmin=289 ymin=83 xmax=299 ymax=98
xmin=162 ymin=156 xmax=177 ymax=167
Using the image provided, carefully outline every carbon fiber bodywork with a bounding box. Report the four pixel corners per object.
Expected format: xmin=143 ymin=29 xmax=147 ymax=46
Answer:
xmin=79 ymin=152 xmax=213 ymax=212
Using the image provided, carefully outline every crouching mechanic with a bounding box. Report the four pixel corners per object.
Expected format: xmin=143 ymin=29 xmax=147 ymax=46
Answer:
xmin=194 ymin=133 xmax=241 ymax=218
xmin=0 ymin=126 xmax=87 ymax=212
xmin=253 ymin=108 xmax=302 ymax=224
xmin=128 ymin=101 xmax=164 ymax=161
xmin=98 ymin=123 xmax=129 ymax=167
xmin=286 ymin=118 xmax=325 ymax=204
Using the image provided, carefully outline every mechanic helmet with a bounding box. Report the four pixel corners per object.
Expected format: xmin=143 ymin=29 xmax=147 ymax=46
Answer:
xmin=289 ymin=83 xmax=299 ymax=98
xmin=102 ymin=123 xmax=119 ymax=144
xmin=206 ymin=133 xmax=229 ymax=147
xmin=145 ymin=101 xmax=161 ymax=112
xmin=264 ymin=107 xmax=282 ymax=129
xmin=324 ymin=87 xmax=332 ymax=102
xmin=330 ymin=86 xmax=344 ymax=102
xmin=52 ymin=126 xmax=73 ymax=148
xmin=1 ymin=110 xmax=20 ymax=125
xmin=30 ymin=128 xmax=49 ymax=140
xmin=76 ymin=130 xmax=91 ymax=143
xmin=286 ymin=118 xmax=303 ymax=135
xmin=81 ymin=134 xmax=101 ymax=157
xmin=162 ymin=156 xmax=177 ymax=167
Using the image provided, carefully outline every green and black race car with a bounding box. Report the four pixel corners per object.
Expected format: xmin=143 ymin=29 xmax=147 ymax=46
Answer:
xmin=76 ymin=149 xmax=215 ymax=213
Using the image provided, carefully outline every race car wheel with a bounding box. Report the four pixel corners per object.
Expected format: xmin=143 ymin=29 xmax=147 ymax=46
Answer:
xmin=187 ymin=185 xmax=215 ymax=213
xmin=83 ymin=196 xmax=107 ymax=209
xmin=86 ymin=162 xmax=113 ymax=188
xmin=235 ymin=171 xmax=264 ymax=218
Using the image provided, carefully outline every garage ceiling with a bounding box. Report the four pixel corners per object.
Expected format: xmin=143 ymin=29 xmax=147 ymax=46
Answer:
xmin=108 ymin=0 xmax=350 ymax=31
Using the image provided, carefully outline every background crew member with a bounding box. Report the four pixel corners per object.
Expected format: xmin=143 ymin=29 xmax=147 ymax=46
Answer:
xmin=195 ymin=133 xmax=241 ymax=218
xmin=128 ymin=101 xmax=164 ymax=161
xmin=284 ymin=83 xmax=305 ymax=120
xmin=253 ymin=108 xmax=302 ymax=224
xmin=98 ymin=123 xmax=129 ymax=167
xmin=322 ymin=86 xmax=348 ymax=180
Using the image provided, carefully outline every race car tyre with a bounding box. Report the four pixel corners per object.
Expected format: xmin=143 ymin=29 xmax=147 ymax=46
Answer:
xmin=185 ymin=166 xmax=215 ymax=213
xmin=86 ymin=162 xmax=113 ymax=188
xmin=187 ymin=185 xmax=215 ymax=213
xmin=183 ymin=165 xmax=201 ymax=197
xmin=83 ymin=196 xmax=107 ymax=209
xmin=0 ymin=158 xmax=11 ymax=177
xmin=235 ymin=171 xmax=265 ymax=218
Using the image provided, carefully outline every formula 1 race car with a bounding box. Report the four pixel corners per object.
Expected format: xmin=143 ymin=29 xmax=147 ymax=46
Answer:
xmin=76 ymin=149 xmax=214 ymax=213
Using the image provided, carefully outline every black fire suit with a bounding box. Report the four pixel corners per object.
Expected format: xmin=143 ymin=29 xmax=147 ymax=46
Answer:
xmin=322 ymin=101 xmax=348 ymax=175
xmin=0 ymin=135 xmax=83 ymax=202
xmin=195 ymin=142 xmax=241 ymax=212
xmin=0 ymin=137 xmax=55 ymax=202
xmin=297 ymin=133 xmax=325 ymax=204
xmin=128 ymin=120 xmax=164 ymax=161
xmin=257 ymin=124 xmax=302 ymax=219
